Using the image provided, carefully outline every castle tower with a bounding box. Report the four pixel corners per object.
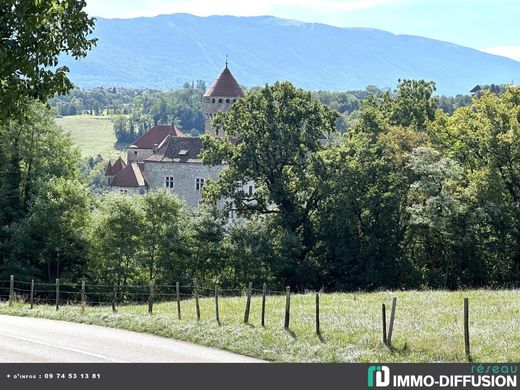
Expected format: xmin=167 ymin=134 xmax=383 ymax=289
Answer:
xmin=203 ymin=63 xmax=244 ymax=138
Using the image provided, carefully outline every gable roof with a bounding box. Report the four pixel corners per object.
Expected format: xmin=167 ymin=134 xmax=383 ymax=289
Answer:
xmin=204 ymin=67 xmax=244 ymax=97
xmin=145 ymin=135 xmax=202 ymax=163
xmin=130 ymin=125 xmax=186 ymax=149
xmin=111 ymin=157 xmax=126 ymax=175
xmin=104 ymin=161 xmax=113 ymax=176
xmin=110 ymin=162 xmax=146 ymax=187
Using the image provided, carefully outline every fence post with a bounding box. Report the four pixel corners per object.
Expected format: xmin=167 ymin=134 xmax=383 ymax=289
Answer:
xmin=464 ymin=298 xmax=470 ymax=359
xmin=81 ymin=280 xmax=86 ymax=312
xmin=284 ymin=286 xmax=291 ymax=330
xmin=382 ymin=303 xmax=387 ymax=345
xmin=148 ymin=279 xmax=155 ymax=314
xmin=9 ymin=275 xmax=14 ymax=306
xmin=316 ymin=293 xmax=320 ymax=336
xmin=55 ymin=278 xmax=60 ymax=311
xmin=215 ymin=285 xmax=220 ymax=325
xmin=30 ymin=279 xmax=34 ymax=309
xmin=261 ymin=283 xmax=267 ymax=327
xmin=244 ymin=282 xmax=252 ymax=324
xmin=176 ymin=281 xmax=181 ymax=320
xmin=387 ymin=297 xmax=397 ymax=347
xmin=194 ymin=281 xmax=200 ymax=321
xmin=112 ymin=284 xmax=117 ymax=313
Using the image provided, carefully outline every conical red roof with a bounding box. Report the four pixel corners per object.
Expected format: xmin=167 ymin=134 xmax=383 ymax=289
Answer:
xmin=204 ymin=67 xmax=244 ymax=97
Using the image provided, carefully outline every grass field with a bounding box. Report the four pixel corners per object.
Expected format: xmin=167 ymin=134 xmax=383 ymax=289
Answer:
xmin=55 ymin=115 xmax=126 ymax=158
xmin=1 ymin=290 xmax=519 ymax=362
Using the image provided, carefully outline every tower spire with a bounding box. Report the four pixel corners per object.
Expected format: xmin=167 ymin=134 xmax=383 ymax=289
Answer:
xmin=225 ymin=54 xmax=228 ymax=69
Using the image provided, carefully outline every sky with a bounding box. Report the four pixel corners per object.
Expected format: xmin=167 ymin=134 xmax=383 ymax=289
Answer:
xmin=85 ymin=0 xmax=520 ymax=61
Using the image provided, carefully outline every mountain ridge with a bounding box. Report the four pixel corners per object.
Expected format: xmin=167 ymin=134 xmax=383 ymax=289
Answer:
xmin=60 ymin=13 xmax=520 ymax=95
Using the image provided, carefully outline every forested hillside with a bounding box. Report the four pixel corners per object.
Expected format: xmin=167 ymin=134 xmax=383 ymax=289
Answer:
xmin=58 ymin=13 xmax=520 ymax=95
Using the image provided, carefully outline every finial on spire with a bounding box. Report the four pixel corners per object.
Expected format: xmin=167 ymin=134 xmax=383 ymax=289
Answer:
xmin=225 ymin=54 xmax=228 ymax=69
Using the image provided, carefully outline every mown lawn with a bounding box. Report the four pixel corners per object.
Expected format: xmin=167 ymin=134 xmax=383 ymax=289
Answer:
xmin=55 ymin=115 xmax=126 ymax=157
xmin=1 ymin=290 xmax=519 ymax=362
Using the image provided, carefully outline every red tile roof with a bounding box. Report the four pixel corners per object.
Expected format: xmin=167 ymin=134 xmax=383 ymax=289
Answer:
xmin=104 ymin=161 xmax=113 ymax=176
xmin=111 ymin=157 xmax=126 ymax=175
xmin=130 ymin=125 xmax=186 ymax=149
xmin=145 ymin=135 xmax=202 ymax=163
xmin=204 ymin=67 xmax=244 ymax=97
xmin=110 ymin=162 xmax=146 ymax=187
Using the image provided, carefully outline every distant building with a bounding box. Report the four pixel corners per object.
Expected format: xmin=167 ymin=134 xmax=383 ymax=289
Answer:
xmin=105 ymin=65 xmax=244 ymax=207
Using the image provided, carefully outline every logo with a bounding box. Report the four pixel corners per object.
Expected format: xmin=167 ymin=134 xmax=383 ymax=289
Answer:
xmin=368 ymin=366 xmax=390 ymax=388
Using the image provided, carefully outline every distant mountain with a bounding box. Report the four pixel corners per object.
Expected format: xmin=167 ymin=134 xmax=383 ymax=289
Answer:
xmin=60 ymin=13 xmax=520 ymax=95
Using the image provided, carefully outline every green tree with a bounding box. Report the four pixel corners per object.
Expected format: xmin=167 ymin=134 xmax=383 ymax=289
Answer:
xmin=0 ymin=0 xmax=96 ymax=118
xmin=140 ymin=191 xmax=188 ymax=282
xmin=201 ymin=82 xmax=337 ymax=287
xmin=7 ymin=178 xmax=91 ymax=282
xmin=88 ymin=194 xmax=145 ymax=288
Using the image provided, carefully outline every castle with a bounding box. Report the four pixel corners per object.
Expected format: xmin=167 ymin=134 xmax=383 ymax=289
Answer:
xmin=104 ymin=65 xmax=245 ymax=208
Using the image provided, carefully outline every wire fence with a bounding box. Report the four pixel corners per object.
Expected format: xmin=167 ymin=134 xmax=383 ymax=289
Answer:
xmin=0 ymin=276 xmax=480 ymax=360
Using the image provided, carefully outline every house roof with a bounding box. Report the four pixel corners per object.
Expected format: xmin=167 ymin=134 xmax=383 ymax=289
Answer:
xmin=111 ymin=157 xmax=126 ymax=175
xmin=145 ymin=135 xmax=202 ymax=163
xmin=104 ymin=161 xmax=113 ymax=176
xmin=110 ymin=162 xmax=146 ymax=187
xmin=130 ymin=125 xmax=186 ymax=149
xmin=203 ymin=67 xmax=244 ymax=97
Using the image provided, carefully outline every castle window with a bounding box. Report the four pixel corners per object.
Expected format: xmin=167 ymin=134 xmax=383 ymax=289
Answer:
xmin=226 ymin=98 xmax=230 ymax=103
xmin=233 ymin=99 xmax=236 ymax=102
xmin=218 ymin=98 xmax=223 ymax=103
xmin=165 ymin=176 xmax=174 ymax=188
xmin=212 ymin=98 xmax=215 ymax=103
xmin=195 ymin=178 xmax=205 ymax=191
xmin=119 ymin=189 xmax=128 ymax=194
xmin=248 ymin=185 xmax=254 ymax=196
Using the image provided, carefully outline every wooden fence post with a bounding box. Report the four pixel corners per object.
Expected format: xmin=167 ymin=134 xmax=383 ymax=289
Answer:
xmin=112 ymin=284 xmax=117 ymax=313
xmin=176 ymin=281 xmax=181 ymax=320
xmin=261 ymin=283 xmax=267 ymax=327
xmin=382 ymin=303 xmax=387 ymax=345
xmin=464 ymin=298 xmax=470 ymax=359
xmin=81 ymin=280 xmax=86 ymax=312
xmin=194 ymin=281 xmax=200 ymax=321
xmin=55 ymin=278 xmax=60 ymax=311
xmin=244 ymin=282 xmax=252 ymax=324
xmin=148 ymin=279 xmax=155 ymax=314
xmin=9 ymin=275 xmax=14 ymax=306
xmin=284 ymin=286 xmax=291 ymax=329
xmin=30 ymin=279 xmax=34 ymax=309
xmin=316 ymin=293 xmax=320 ymax=336
xmin=387 ymin=297 xmax=397 ymax=347
xmin=215 ymin=285 xmax=220 ymax=325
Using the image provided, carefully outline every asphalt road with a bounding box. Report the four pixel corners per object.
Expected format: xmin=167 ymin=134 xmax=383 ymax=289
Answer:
xmin=0 ymin=315 xmax=263 ymax=363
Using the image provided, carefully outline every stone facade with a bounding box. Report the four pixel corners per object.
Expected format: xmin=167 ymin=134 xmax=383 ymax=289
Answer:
xmin=106 ymin=65 xmax=245 ymax=208
xmin=143 ymin=161 xmax=223 ymax=208
xmin=203 ymin=96 xmax=238 ymax=137
xmin=127 ymin=147 xmax=156 ymax=163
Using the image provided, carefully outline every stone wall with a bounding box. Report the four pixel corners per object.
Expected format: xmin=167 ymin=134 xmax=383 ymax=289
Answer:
xmin=109 ymin=186 xmax=146 ymax=195
xmin=127 ymin=148 xmax=155 ymax=163
xmin=144 ymin=160 xmax=224 ymax=207
xmin=203 ymin=96 xmax=237 ymax=137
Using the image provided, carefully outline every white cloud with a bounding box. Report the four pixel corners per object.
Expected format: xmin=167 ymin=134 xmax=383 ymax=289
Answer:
xmin=481 ymin=46 xmax=520 ymax=62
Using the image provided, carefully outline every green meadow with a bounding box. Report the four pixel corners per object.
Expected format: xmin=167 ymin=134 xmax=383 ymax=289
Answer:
xmin=1 ymin=290 xmax=519 ymax=362
xmin=55 ymin=115 xmax=125 ymax=158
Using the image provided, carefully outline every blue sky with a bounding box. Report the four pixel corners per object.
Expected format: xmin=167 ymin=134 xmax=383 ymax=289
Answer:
xmin=85 ymin=0 xmax=520 ymax=61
